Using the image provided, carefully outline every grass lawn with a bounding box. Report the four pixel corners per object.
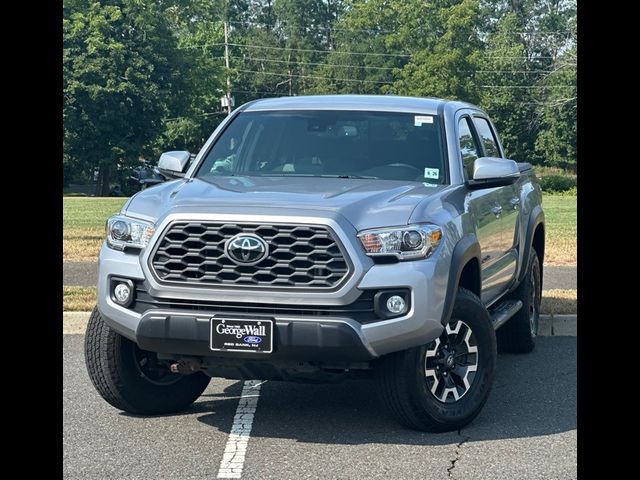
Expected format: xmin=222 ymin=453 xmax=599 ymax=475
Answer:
xmin=63 ymin=193 xmax=576 ymax=264
xmin=62 ymin=193 xmax=576 ymax=311
xmin=63 ymin=286 xmax=99 ymax=311
xmin=63 ymin=197 xmax=127 ymax=261
xmin=542 ymin=195 xmax=577 ymax=265
xmin=540 ymin=289 xmax=577 ymax=315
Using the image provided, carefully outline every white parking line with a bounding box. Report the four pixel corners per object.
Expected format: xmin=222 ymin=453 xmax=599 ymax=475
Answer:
xmin=217 ymin=380 xmax=264 ymax=479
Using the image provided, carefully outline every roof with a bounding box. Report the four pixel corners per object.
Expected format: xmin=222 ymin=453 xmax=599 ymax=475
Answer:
xmin=243 ymin=94 xmax=475 ymax=115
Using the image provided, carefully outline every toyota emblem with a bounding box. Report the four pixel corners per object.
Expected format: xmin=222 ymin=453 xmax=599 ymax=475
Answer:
xmin=225 ymin=234 xmax=269 ymax=265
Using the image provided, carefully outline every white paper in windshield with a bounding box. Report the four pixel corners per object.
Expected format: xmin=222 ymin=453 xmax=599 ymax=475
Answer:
xmin=414 ymin=115 xmax=434 ymax=126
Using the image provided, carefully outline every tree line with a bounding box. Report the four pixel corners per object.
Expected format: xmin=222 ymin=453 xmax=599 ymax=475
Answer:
xmin=63 ymin=0 xmax=576 ymax=195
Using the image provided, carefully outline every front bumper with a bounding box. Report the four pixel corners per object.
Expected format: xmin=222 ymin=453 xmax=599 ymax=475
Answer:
xmin=97 ymin=234 xmax=449 ymax=360
xmin=135 ymin=310 xmax=374 ymax=361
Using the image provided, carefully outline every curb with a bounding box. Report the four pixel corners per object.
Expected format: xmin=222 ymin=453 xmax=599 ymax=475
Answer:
xmin=550 ymin=314 xmax=578 ymax=336
xmin=64 ymin=312 xmax=577 ymax=336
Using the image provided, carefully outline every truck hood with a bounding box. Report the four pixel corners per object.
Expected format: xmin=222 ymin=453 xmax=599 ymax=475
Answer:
xmin=124 ymin=176 xmax=449 ymax=231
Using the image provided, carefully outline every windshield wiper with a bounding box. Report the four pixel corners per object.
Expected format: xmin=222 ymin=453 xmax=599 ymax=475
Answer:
xmin=330 ymin=174 xmax=378 ymax=179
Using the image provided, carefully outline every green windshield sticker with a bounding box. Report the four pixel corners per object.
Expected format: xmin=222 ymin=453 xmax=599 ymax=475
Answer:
xmin=424 ymin=167 xmax=439 ymax=179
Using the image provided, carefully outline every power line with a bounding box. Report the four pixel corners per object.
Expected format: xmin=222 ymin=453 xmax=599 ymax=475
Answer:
xmin=181 ymin=42 xmax=571 ymax=62
xmin=233 ymin=90 xmax=292 ymax=97
xmin=475 ymin=69 xmax=574 ymax=73
xmin=513 ymin=31 xmax=576 ymax=36
xmin=224 ymin=20 xmax=232 ymax=115
xmin=235 ymin=69 xmax=393 ymax=84
xmin=233 ymin=61 xmax=574 ymax=77
xmin=227 ymin=19 xmax=398 ymax=35
xmin=236 ymin=56 xmax=400 ymax=71
xmin=233 ymin=57 xmax=573 ymax=74
xmin=260 ymin=62 xmax=573 ymax=75
xmin=227 ymin=20 xmax=576 ymax=38
xmin=163 ymin=111 xmax=227 ymax=122
xmin=161 ymin=97 xmax=574 ymax=122
xmin=230 ymin=42 xmax=412 ymax=57
xmin=180 ymin=42 xmax=412 ymax=58
xmin=512 ymin=102 xmax=576 ymax=106
xmin=484 ymin=84 xmax=576 ymax=88
xmin=481 ymin=55 xmax=569 ymax=59
xmin=162 ymin=102 xmax=571 ymax=122
xmin=228 ymin=19 xmax=411 ymax=36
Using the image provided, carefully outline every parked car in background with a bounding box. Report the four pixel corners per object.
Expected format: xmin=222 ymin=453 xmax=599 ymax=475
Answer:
xmin=126 ymin=162 xmax=165 ymax=192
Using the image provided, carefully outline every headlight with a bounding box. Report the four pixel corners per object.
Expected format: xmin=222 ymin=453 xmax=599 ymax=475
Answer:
xmin=105 ymin=215 xmax=155 ymax=251
xmin=357 ymin=224 xmax=442 ymax=260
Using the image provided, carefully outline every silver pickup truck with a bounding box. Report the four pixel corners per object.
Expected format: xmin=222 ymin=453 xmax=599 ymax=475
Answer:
xmin=85 ymin=95 xmax=544 ymax=432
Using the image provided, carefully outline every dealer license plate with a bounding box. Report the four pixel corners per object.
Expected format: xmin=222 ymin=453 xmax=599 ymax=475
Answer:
xmin=210 ymin=318 xmax=273 ymax=353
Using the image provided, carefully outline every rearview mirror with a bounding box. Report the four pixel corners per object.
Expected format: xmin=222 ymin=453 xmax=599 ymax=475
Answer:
xmin=158 ymin=151 xmax=191 ymax=179
xmin=467 ymin=157 xmax=520 ymax=190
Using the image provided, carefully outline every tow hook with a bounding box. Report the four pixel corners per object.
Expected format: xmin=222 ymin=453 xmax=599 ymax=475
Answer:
xmin=169 ymin=357 xmax=202 ymax=374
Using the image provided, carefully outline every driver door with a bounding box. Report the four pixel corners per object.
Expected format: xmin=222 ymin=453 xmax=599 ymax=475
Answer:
xmin=458 ymin=116 xmax=505 ymax=304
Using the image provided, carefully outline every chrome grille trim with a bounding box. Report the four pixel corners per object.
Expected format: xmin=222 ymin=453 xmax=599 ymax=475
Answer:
xmin=149 ymin=221 xmax=353 ymax=290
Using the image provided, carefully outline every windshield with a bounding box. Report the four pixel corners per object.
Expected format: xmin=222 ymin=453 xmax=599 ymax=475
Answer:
xmin=196 ymin=110 xmax=447 ymax=183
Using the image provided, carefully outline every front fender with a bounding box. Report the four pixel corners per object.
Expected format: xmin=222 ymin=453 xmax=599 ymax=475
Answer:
xmin=440 ymin=235 xmax=482 ymax=325
xmin=517 ymin=205 xmax=545 ymax=286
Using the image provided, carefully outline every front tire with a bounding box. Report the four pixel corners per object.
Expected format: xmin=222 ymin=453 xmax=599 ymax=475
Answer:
xmin=84 ymin=307 xmax=211 ymax=415
xmin=496 ymin=249 xmax=541 ymax=353
xmin=376 ymin=288 xmax=496 ymax=432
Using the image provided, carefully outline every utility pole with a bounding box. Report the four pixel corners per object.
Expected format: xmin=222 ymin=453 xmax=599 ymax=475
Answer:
xmin=224 ymin=19 xmax=232 ymax=115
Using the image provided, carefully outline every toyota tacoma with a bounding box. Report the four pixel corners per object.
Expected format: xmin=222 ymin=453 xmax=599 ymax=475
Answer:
xmin=85 ymin=95 xmax=544 ymax=432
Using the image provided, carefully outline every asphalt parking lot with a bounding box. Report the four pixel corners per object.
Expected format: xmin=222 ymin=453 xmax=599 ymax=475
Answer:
xmin=63 ymin=333 xmax=576 ymax=479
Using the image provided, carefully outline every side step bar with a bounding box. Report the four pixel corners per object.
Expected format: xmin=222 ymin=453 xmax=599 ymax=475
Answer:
xmin=489 ymin=300 xmax=523 ymax=330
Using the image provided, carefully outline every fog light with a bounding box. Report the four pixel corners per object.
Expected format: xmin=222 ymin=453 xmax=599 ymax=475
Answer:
xmin=114 ymin=283 xmax=131 ymax=304
xmin=386 ymin=295 xmax=406 ymax=314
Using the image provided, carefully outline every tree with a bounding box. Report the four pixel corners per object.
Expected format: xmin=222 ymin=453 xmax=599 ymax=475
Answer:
xmin=314 ymin=0 xmax=483 ymax=100
xmin=477 ymin=12 xmax=539 ymax=163
xmin=63 ymin=0 xmax=577 ymax=185
xmin=312 ymin=0 xmax=406 ymax=94
xmin=392 ymin=0 xmax=483 ymax=101
xmin=534 ymin=46 xmax=576 ymax=171
xmin=478 ymin=0 xmax=576 ymax=166
xmin=159 ymin=0 xmax=227 ymax=152
xmin=63 ymin=0 xmax=188 ymax=194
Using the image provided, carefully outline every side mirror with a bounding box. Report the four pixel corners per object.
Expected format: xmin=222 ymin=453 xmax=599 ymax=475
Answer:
xmin=158 ymin=151 xmax=191 ymax=179
xmin=467 ymin=157 xmax=520 ymax=190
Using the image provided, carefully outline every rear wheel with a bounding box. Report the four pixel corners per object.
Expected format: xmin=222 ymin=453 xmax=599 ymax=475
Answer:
xmin=84 ymin=307 xmax=210 ymax=415
xmin=376 ymin=288 xmax=496 ymax=432
xmin=496 ymin=249 xmax=541 ymax=353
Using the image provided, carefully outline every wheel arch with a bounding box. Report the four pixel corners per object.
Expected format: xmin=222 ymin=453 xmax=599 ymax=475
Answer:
xmin=518 ymin=206 xmax=545 ymax=289
xmin=441 ymin=235 xmax=482 ymax=325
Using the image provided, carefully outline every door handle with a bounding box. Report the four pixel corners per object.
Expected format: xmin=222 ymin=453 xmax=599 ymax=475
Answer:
xmin=491 ymin=205 xmax=503 ymax=217
xmin=510 ymin=197 xmax=521 ymax=209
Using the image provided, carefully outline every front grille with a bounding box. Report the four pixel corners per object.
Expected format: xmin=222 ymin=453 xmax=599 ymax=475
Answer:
xmin=131 ymin=282 xmax=379 ymax=323
xmin=150 ymin=222 xmax=351 ymax=289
